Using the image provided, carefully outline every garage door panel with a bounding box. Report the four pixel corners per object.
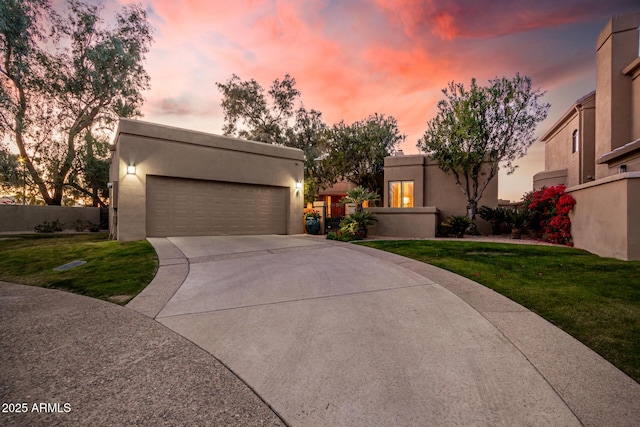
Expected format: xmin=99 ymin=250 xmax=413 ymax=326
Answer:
xmin=146 ymin=176 xmax=288 ymax=237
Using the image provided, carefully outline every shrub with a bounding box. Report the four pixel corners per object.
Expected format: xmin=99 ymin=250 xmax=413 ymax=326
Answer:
xmin=34 ymin=219 xmax=64 ymax=233
xmin=339 ymin=211 xmax=377 ymax=238
xmin=326 ymin=230 xmax=362 ymax=242
xmin=444 ymin=215 xmax=471 ymax=238
xmin=524 ymin=185 xmax=576 ymax=245
xmin=74 ymin=219 xmax=87 ymax=232
xmin=478 ymin=206 xmax=509 ymax=235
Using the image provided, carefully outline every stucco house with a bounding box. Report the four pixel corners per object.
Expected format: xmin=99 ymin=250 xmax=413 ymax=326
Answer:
xmin=109 ymin=119 xmax=304 ymax=242
xmin=533 ymin=11 xmax=640 ymax=260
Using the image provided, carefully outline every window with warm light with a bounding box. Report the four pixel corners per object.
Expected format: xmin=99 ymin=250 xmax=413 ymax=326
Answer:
xmin=389 ymin=180 xmax=414 ymax=208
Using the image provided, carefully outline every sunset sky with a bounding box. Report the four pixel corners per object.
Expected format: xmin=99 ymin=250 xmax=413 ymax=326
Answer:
xmin=109 ymin=0 xmax=638 ymax=201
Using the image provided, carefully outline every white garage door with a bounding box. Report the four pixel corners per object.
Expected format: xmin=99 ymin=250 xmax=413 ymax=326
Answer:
xmin=146 ymin=176 xmax=288 ymax=237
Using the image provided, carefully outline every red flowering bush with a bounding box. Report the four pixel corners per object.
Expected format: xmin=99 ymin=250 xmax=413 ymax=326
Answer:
xmin=523 ymin=185 xmax=576 ymax=245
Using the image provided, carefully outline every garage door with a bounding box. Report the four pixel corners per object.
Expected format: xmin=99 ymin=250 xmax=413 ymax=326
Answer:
xmin=146 ymin=176 xmax=288 ymax=237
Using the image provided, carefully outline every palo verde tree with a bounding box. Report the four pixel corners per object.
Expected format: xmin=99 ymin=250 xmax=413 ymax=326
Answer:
xmin=216 ymin=73 xmax=301 ymax=145
xmin=417 ymin=74 xmax=549 ymax=220
xmin=0 ymin=0 xmax=152 ymax=205
xmin=323 ymin=113 xmax=405 ymax=196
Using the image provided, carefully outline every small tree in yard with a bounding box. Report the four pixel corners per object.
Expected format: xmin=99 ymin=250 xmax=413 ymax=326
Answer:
xmin=417 ymin=74 xmax=549 ymax=221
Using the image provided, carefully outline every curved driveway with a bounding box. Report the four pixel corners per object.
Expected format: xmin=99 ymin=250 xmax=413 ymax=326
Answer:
xmin=128 ymin=235 xmax=640 ymax=426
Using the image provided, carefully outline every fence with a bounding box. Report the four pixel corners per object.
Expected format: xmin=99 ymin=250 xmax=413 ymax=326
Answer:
xmin=0 ymin=205 xmax=105 ymax=232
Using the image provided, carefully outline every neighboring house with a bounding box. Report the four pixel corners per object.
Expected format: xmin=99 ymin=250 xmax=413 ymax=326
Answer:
xmin=533 ymin=11 xmax=640 ymax=260
xmin=534 ymin=91 xmax=596 ymax=189
xmin=316 ymin=180 xmax=358 ymax=218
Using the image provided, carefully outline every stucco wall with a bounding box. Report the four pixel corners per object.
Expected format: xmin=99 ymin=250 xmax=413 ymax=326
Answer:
xmin=384 ymin=155 xmax=498 ymax=216
xmin=631 ymin=59 xmax=640 ymax=142
xmin=110 ymin=119 xmax=305 ymax=241
xmin=382 ymin=154 xmax=497 ymax=235
xmin=595 ymin=12 xmax=639 ymax=179
xmin=544 ymin=114 xmax=582 ymax=187
xmin=0 ymin=205 xmax=101 ymax=232
xmin=367 ymin=207 xmax=439 ymax=238
xmin=568 ymin=173 xmax=640 ymax=260
xmin=533 ymin=169 xmax=568 ymax=191
xmin=383 ymin=155 xmax=427 ymax=207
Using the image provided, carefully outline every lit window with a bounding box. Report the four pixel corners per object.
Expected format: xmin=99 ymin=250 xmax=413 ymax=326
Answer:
xmin=389 ymin=181 xmax=414 ymax=207
xmin=572 ymin=130 xmax=579 ymax=153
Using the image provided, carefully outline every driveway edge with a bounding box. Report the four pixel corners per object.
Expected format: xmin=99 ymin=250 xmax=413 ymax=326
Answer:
xmin=126 ymin=237 xmax=189 ymax=318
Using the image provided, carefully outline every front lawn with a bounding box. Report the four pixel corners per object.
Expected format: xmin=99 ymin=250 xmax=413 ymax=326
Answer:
xmin=0 ymin=233 xmax=157 ymax=304
xmin=359 ymin=240 xmax=640 ymax=383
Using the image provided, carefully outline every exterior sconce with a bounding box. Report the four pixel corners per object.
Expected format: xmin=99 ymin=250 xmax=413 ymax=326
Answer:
xmin=295 ymin=181 xmax=303 ymax=191
xmin=127 ymin=164 xmax=136 ymax=175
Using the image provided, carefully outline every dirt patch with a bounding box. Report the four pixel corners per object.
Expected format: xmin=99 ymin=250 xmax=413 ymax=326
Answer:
xmin=108 ymin=294 xmax=132 ymax=303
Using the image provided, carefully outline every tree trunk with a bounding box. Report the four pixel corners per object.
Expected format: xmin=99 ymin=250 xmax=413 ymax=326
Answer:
xmin=467 ymin=200 xmax=478 ymax=220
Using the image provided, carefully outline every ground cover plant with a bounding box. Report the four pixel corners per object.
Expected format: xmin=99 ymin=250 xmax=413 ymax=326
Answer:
xmin=0 ymin=233 xmax=157 ymax=304
xmin=359 ymin=240 xmax=640 ymax=382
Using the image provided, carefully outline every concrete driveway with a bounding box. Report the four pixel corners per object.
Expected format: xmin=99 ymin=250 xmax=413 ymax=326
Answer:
xmin=128 ymin=235 xmax=640 ymax=426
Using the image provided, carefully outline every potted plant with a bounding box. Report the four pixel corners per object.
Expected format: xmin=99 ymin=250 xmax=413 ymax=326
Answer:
xmin=304 ymin=210 xmax=321 ymax=235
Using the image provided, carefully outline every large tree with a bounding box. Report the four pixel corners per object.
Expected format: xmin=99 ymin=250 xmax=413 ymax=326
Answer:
xmin=417 ymin=74 xmax=549 ymax=220
xmin=285 ymin=106 xmax=328 ymax=203
xmin=0 ymin=0 xmax=152 ymax=205
xmin=323 ymin=113 xmax=405 ymax=195
xmin=217 ymin=74 xmax=333 ymax=202
xmin=216 ymin=73 xmax=300 ymax=145
xmin=0 ymin=147 xmax=20 ymax=192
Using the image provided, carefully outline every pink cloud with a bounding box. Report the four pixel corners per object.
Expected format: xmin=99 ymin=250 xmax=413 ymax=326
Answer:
xmin=104 ymin=0 xmax=638 ymax=201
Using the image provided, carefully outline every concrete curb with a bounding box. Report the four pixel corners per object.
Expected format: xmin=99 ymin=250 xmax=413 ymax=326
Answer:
xmin=126 ymin=237 xmax=189 ymax=318
xmin=346 ymin=243 xmax=640 ymax=426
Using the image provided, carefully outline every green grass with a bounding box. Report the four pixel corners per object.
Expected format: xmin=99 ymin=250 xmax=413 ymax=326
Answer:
xmin=0 ymin=233 xmax=158 ymax=305
xmin=359 ymin=240 xmax=640 ymax=382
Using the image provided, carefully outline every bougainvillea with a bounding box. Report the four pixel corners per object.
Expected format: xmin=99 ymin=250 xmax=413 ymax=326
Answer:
xmin=524 ymin=185 xmax=576 ymax=246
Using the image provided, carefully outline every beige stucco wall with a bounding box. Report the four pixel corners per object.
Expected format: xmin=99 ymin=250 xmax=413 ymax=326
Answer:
xmin=533 ymin=169 xmax=568 ymax=191
xmin=540 ymin=92 xmax=596 ymax=187
xmin=383 ymin=155 xmax=427 ymax=207
xmin=110 ymin=119 xmax=305 ymax=241
xmin=627 ymin=58 xmax=640 ymax=144
xmin=595 ymin=12 xmax=640 ymax=179
xmin=367 ymin=207 xmax=439 ymax=238
xmin=544 ymin=113 xmax=581 ymax=187
xmin=382 ymin=154 xmax=498 ymax=235
xmin=567 ymin=173 xmax=640 ymax=260
xmin=0 ymin=205 xmax=101 ymax=232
